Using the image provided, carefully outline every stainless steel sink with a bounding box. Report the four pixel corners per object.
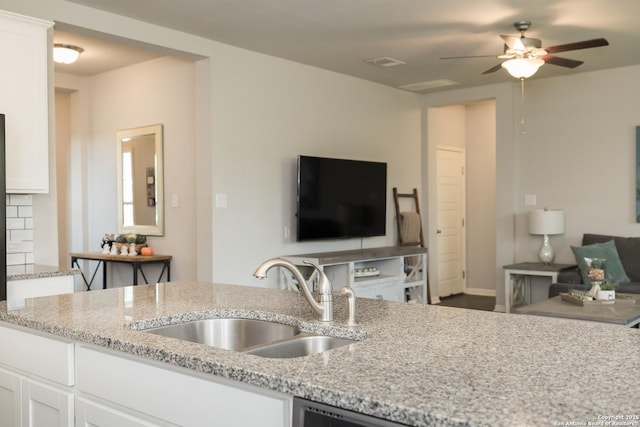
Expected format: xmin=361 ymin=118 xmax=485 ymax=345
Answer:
xmin=144 ymin=318 xmax=300 ymax=351
xmin=143 ymin=317 xmax=358 ymax=358
xmin=245 ymin=335 xmax=355 ymax=358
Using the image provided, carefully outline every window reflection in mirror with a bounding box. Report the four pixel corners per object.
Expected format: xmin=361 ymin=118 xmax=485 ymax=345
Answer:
xmin=116 ymin=124 xmax=164 ymax=236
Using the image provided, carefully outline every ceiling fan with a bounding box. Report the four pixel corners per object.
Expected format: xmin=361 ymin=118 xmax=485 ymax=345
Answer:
xmin=441 ymin=20 xmax=609 ymax=79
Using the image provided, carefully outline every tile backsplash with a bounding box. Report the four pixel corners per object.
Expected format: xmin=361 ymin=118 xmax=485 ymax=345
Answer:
xmin=6 ymin=194 xmax=34 ymax=266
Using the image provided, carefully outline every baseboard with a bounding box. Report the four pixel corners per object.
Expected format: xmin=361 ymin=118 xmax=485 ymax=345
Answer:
xmin=494 ymin=304 xmax=506 ymax=313
xmin=463 ymin=288 xmax=496 ymax=297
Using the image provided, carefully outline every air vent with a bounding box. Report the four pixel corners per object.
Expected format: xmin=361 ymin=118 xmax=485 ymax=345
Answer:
xmin=364 ymin=57 xmax=406 ymax=67
xmin=398 ymin=79 xmax=459 ymax=92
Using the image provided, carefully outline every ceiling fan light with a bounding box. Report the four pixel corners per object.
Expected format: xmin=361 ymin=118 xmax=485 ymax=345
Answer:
xmin=501 ymin=58 xmax=544 ymax=79
xmin=53 ymin=44 xmax=83 ymax=64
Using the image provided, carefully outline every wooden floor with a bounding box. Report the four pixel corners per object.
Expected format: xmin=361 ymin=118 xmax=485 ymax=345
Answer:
xmin=436 ymin=294 xmax=495 ymax=311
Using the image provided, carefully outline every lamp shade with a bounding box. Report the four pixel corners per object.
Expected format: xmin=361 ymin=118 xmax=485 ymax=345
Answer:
xmin=529 ymin=209 xmax=565 ymax=235
xmin=501 ymin=58 xmax=544 ymax=79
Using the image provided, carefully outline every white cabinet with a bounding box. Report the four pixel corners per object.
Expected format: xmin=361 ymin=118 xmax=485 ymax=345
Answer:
xmin=22 ymin=378 xmax=74 ymax=427
xmin=0 ymin=367 xmax=21 ymax=425
xmin=0 ymin=11 xmax=52 ymax=193
xmin=0 ymin=323 xmax=293 ymax=427
xmin=76 ymin=345 xmax=292 ymax=427
xmin=76 ymin=398 xmax=167 ymax=427
xmin=0 ymin=324 xmax=75 ymax=427
xmin=283 ymin=246 xmax=428 ymax=303
xmin=7 ymin=275 xmax=75 ymax=300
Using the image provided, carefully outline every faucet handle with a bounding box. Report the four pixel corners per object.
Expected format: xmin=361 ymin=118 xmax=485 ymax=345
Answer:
xmin=303 ymin=260 xmax=332 ymax=296
xmin=340 ymin=286 xmax=356 ymax=326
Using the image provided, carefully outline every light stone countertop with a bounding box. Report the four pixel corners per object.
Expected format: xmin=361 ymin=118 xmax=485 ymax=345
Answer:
xmin=7 ymin=263 xmax=79 ymax=281
xmin=1 ymin=281 xmax=639 ymax=426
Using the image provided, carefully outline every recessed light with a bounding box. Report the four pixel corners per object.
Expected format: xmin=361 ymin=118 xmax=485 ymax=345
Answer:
xmin=398 ymin=79 xmax=459 ymax=92
xmin=364 ymin=57 xmax=406 ymax=67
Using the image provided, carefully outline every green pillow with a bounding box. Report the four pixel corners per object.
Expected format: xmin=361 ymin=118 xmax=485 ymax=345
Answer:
xmin=571 ymin=240 xmax=630 ymax=285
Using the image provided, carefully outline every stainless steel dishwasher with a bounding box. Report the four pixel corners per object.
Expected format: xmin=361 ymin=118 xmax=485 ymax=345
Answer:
xmin=293 ymin=398 xmax=409 ymax=426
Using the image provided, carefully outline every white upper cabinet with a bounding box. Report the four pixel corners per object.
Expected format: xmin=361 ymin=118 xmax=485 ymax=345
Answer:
xmin=0 ymin=11 xmax=52 ymax=193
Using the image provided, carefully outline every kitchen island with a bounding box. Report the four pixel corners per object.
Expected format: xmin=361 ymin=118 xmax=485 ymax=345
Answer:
xmin=0 ymin=281 xmax=638 ymax=426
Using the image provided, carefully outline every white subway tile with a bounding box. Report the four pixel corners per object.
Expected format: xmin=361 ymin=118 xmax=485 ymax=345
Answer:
xmin=6 ymin=206 xmax=17 ymax=218
xmin=6 ymin=218 xmax=25 ymax=230
xmin=17 ymin=206 xmax=33 ymax=218
xmin=9 ymin=194 xmax=32 ymax=206
xmin=7 ymin=253 xmax=26 ymax=266
xmin=24 ymin=218 xmax=33 ymax=229
xmin=10 ymin=229 xmax=33 ymax=241
xmin=22 ymin=241 xmax=33 ymax=252
xmin=25 ymin=253 xmax=33 ymax=264
xmin=6 ymin=241 xmax=23 ymax=253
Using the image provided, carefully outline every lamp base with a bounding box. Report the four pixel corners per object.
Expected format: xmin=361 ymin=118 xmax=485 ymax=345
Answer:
xmin=538 ymin=234 xmax=555 ymax=264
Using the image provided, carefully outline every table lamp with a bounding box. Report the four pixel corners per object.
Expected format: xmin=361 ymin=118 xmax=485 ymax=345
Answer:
xmin=529 ymin=208 xmax=565 ymax=264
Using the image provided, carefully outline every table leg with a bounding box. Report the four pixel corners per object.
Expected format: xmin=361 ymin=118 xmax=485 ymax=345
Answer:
xmin=504 ymin=271 xmax=512 ymax=314
xmin=133 ymin=263 xmax=139 ymax=285
xmin=102 ymin=260 xmax=107 ymax=290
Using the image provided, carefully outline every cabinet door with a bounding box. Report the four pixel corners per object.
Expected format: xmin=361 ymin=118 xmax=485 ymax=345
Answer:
xmin=0 ymin=11 xmax=52 ymax=193
xmin=0 ymin=367 xmax=21 ymax=426
xmin=21 ymin=379 xmax=73 ymax=427
xmin=76 ymin=398 xmax=169 ymax=427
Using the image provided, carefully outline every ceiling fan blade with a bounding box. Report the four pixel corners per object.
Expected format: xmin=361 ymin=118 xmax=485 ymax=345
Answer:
xmin=544 ymin=38 xmax=609 ymax=54
xmin=500 ymin=35 xmax=524 ymax=50
xmin=542 ymin=55 xmax=584 ymax=68
xmin=481 ymin=63 xmax=503 ymax=74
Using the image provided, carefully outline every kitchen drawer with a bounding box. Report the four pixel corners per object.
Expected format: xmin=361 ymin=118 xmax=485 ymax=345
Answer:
xmin=76 ymin=345 xmax=291 ymax=426
xmin=0 ymin=324 xmax=74 ymax=386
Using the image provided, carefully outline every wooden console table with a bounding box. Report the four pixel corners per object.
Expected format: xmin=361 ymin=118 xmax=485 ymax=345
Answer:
xmin=70 ymin=252 xmax=172 ymax=290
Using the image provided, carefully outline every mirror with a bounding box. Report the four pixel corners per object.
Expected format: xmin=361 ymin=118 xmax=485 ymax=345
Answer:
xmin=116 ymin=124 xmax=164 ymax=236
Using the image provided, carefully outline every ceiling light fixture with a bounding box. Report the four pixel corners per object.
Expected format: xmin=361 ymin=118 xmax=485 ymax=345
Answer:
xmin=53 ymin=43 xmax=84 ymax=64
xmin=501 ymin=57 xmax=544 ymax=79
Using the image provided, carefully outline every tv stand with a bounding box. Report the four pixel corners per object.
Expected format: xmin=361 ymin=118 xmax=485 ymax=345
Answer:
xmin=281 ymin=246 xmax=428 ymax=303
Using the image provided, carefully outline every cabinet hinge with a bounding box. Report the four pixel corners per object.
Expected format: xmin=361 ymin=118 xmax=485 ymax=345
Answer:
xmin=462 ymin=270 xmax=466 ymax=279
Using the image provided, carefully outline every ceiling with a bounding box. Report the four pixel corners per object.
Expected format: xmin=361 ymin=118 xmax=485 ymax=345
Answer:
xmin=58 ymin=0 xmax=640 ymax=92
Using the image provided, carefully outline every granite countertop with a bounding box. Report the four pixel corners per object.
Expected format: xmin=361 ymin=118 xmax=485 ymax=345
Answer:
xmin=7 ymin=264 xmax=79 ymax=281
xmin=0 ymin=281 xmax=639 ymax=426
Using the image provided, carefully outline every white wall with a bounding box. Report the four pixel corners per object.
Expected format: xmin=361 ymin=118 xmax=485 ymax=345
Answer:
xmin=209 ymin=46 xmax=423 ymax=287
xmin=56 ymin=56 xmax=198 ymax=287
xmin=0 ymin=0 xmax=423 ymax=289
xmin=515 ymin=65 xmax=640 ymax=265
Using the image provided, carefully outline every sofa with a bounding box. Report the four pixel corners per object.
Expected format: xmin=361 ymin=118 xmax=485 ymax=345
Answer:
xmin=548 ymin=233 xmax=640 ymax=298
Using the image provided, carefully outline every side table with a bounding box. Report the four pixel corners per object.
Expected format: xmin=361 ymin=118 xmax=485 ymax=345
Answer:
xmin=70 ymin=252 xmax=172 ymax=290
xmin=503 ymin=262 xmax=577 ymax=313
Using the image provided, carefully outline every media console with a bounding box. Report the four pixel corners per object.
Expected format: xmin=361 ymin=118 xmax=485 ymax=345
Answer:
xmin=281 ymin=246 xmax=428 ymax=303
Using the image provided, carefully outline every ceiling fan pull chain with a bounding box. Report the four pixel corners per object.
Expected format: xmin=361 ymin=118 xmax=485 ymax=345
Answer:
xmin=520 ymin=77 xmax=527 ymax=134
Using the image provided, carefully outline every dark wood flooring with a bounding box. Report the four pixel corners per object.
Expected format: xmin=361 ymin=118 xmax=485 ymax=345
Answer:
xmin=436 ymin=294 xmax=495 ymax=311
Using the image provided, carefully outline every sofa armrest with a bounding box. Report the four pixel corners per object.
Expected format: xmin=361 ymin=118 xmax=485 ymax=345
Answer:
xmin=557 ymin=267 xmax=582 ymax=284
xmin=548 ymin=282 xmax=590 ymax=298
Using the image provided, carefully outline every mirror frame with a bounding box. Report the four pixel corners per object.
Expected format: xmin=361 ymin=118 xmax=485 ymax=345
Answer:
xmin=116 ymin=124 xmax=164 ymax=236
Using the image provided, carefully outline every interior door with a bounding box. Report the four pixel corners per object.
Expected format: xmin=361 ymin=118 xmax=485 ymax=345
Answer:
xmin=436 ymin=147 xmax=466 ymax=297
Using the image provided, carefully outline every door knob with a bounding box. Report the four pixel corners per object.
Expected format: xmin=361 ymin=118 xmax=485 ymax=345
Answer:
xmin=437 ymin=229 xmax=442 ymax=234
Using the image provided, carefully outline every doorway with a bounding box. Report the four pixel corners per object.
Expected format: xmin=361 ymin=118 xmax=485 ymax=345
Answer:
xmin=427 ymin=100 xmax=497 ymax=302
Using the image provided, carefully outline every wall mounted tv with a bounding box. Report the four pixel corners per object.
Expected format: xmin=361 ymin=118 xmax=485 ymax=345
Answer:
xmin=296 ymin=155 xmax=387 ymax=241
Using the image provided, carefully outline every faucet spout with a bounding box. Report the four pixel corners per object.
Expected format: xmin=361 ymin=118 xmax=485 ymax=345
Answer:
xmin=253 ymin=258 xmax=334 ymax=322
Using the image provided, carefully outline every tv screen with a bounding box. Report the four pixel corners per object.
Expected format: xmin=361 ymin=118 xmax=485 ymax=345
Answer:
xmin=296 ymin=155 xmax=387 ymax=241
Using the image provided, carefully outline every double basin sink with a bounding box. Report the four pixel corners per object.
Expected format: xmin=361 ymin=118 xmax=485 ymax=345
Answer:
xmin=143 ymin=318 xmax=357 ymax=358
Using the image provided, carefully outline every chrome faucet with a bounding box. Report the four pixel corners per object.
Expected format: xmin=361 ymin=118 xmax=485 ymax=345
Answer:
xmin=253 ymin=258 xmax=334 ymax=322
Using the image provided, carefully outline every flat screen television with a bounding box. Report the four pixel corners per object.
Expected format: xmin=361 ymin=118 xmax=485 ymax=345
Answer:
xmin=296 ymin=155 xmax=387 ymax=241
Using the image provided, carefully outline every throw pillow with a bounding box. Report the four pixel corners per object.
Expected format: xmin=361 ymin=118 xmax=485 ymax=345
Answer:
xmin=571 ymin=240 xmax=630 ymax=285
